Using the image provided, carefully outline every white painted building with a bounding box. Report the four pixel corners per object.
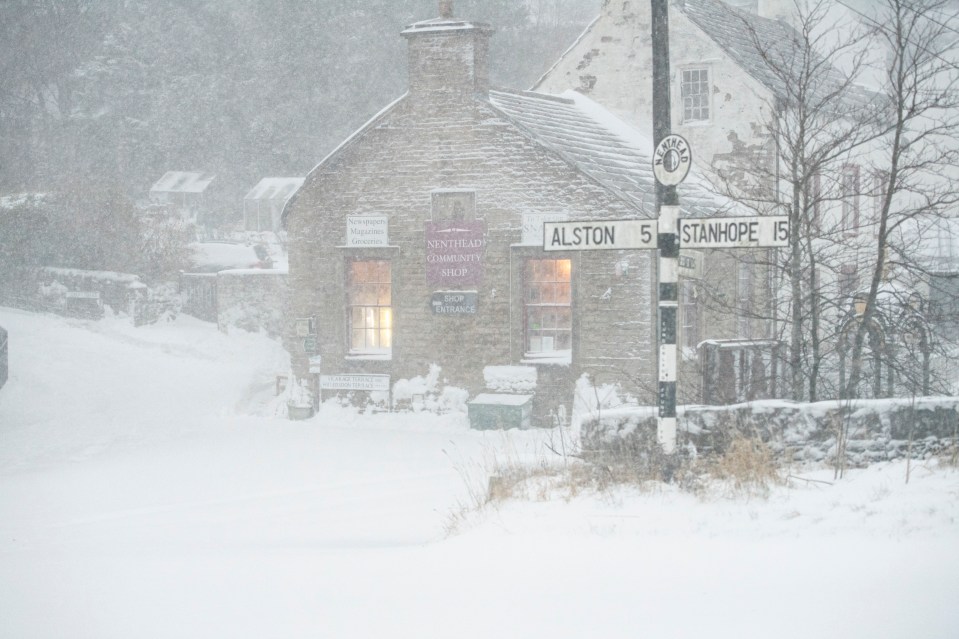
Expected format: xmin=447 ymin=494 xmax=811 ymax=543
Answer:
xmin=535 ymin=0 xmax=958 ymax=398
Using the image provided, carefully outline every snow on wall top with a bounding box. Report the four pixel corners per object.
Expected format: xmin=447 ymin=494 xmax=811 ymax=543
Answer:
xmin=489 ymin=89 xmax=723 ymax=218
xmin=244 ymin=177 xmax=304 ymax=203
xmin=188 ymin=243 xmax=263 ymax=272
xmin=401 ymin=16 xmax=492 ymax=36
xmin=150 ymin=171 xmax=215 ymax=194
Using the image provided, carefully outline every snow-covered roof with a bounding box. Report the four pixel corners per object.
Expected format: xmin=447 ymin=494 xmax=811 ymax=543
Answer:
xmin=244 ymin=177 xmax=304 ymax=202
xmin=678 ymin=0 xmax=877 ymax=110
xmin=150 ymin=172 xmax=215 ymax=194
xmin=41 ymin=267 xmax=142 ymax=284
xmin=0 ymin=193 xmax=48 ymax=210
xmin=489 ymin=89 xmax=723 ymax=217
xmin=285 ymin=87 xmax=731 ymax=225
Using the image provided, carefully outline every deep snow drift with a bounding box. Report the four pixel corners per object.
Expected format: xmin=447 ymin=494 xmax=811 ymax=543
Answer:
xmin=0 ymin=307 xmax=957 ymax=639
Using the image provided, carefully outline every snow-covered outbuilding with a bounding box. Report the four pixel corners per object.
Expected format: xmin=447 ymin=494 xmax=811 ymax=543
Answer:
xmin=243 ymin=177 xmax=304 ymax=233
xmin=283 ymin=3 xmax=735 ymax=424
xmin=149 ymin=171 xmax=216 ymax=226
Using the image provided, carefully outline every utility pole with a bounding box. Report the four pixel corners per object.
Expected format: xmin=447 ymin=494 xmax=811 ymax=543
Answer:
xmin=651 ymin=0 xmax=678 ymax=454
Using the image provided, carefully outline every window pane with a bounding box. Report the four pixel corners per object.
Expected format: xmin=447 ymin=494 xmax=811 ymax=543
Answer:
xmin=348 ymin=260 xmax=392 ymax=352
xmin=682 ymin=68 xmax=710 ymax=122
xmin=525 ymin=259 xmax=571 ymax=354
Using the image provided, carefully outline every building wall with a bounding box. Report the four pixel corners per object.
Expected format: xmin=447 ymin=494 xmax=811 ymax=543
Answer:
xmin=535 ymin=1 xmax=775 ymax=178
xmin=286 ymin=97 xmax=658 ymax=423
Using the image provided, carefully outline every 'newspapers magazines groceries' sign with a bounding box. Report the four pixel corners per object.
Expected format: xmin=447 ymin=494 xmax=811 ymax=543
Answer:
xmin=543 ymin=217 xmax=789 ymax=250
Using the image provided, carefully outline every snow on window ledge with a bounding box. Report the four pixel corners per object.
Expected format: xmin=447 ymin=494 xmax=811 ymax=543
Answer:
xmin=521 ymin=351 xmax=571 ymax=366
xmin=346 ymin=351 xmax=392 ymax=361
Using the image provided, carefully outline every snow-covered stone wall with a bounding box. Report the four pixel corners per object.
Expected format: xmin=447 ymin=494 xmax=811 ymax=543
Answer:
xmin=582 ymin=397 xmax=959 ymax=465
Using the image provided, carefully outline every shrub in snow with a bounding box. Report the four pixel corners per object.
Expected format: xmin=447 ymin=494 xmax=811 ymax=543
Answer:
xmin=392 ymin=364 xmax=468 ymax=413
xmin=285 ymin=377 xmax=314 ymax=408
xmin=38 ymin=280 xmax=68 ymax=309
xmin=572 ymin=374 xmax=637 ymax=429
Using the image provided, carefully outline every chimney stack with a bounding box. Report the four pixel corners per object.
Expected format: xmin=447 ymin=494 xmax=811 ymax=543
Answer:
xmin=402 ymin=7 xmax=493 ymax=105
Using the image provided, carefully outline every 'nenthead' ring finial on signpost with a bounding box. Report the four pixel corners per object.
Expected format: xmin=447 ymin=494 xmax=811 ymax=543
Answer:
xmin=653 ymin=134 xmax=692 ymax=186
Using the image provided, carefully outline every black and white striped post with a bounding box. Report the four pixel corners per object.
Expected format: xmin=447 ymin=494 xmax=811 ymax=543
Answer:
xmin=651 ymin=0 xmax=689 ymax=454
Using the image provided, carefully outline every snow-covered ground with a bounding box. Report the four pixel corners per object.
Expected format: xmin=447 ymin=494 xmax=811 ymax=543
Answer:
xmin=0 ymin=306 xmax=957 ymax=639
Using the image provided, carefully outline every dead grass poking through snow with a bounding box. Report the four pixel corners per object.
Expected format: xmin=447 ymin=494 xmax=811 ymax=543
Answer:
xmin=444 ymin=433 xmax=783 ymax=536
xmin=701 ymin=435 xmax=782 ymax=498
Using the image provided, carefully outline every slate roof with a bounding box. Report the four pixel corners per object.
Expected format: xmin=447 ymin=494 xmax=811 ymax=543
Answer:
xmin=244 ymin=177 xmax=304 ymax=202
xmin=150 ymin=171 xmax=215 ymax=194
xmin=284 ymin=90 xmax=730 ymax=224
xmin=679 ymin=0 xmax=876 ymax=110
xmin=489 ymin=89 xmax=724 ymax=218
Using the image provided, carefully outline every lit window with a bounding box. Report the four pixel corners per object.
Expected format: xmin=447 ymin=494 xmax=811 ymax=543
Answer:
xmin=682 ymin=68 xmax=710 ymax=123
xmin=525 ymin=259 xmax=571 ymax=355
xmin=348 ymin=260 xmax=392 ymax=354
xmin=841 ymin=164 xmax=860 ymax=235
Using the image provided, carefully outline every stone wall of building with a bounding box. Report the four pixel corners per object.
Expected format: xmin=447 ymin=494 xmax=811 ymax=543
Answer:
xmin=286 ymin=91 xmax=658 ymax=423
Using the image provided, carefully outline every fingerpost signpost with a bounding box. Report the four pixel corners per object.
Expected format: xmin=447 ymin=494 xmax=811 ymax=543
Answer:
xmin=541 ymin=0 xmax=789 ymax=455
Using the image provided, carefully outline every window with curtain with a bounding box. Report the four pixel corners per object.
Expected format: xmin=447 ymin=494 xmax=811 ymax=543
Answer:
xmin=348 ymin=260 xmax=392 ymax=354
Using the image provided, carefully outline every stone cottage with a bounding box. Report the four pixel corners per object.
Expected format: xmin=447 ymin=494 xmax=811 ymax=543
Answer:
xmin=283 ymin=2 xmax=725 ymax=425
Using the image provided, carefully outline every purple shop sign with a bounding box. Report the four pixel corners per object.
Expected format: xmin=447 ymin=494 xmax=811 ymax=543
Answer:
xmin=425 ymin=221 xmax=485 ymax=286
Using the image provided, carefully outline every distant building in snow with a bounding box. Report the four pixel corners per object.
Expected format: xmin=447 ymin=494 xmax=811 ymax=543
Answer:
xmin=0 ymin=324 xmax=7 ymax=391
xmin=149 ymin=171 xmax=216 ymax=226
xmin=283 ymin=3 xmax=742 ymax=423
xmin=243 ymin=177 xmax=304 ymax=233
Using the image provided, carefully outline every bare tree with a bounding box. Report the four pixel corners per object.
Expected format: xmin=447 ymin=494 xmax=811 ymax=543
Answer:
xmin=708 ymin=0 xmax=880 ymax=401
xmin=842 ymin=0 xmax=959 ymax=399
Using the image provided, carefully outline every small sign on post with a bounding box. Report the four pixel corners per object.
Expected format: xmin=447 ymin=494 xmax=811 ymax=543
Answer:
xmin=652 ymin=134 xmax=692 ymax=186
